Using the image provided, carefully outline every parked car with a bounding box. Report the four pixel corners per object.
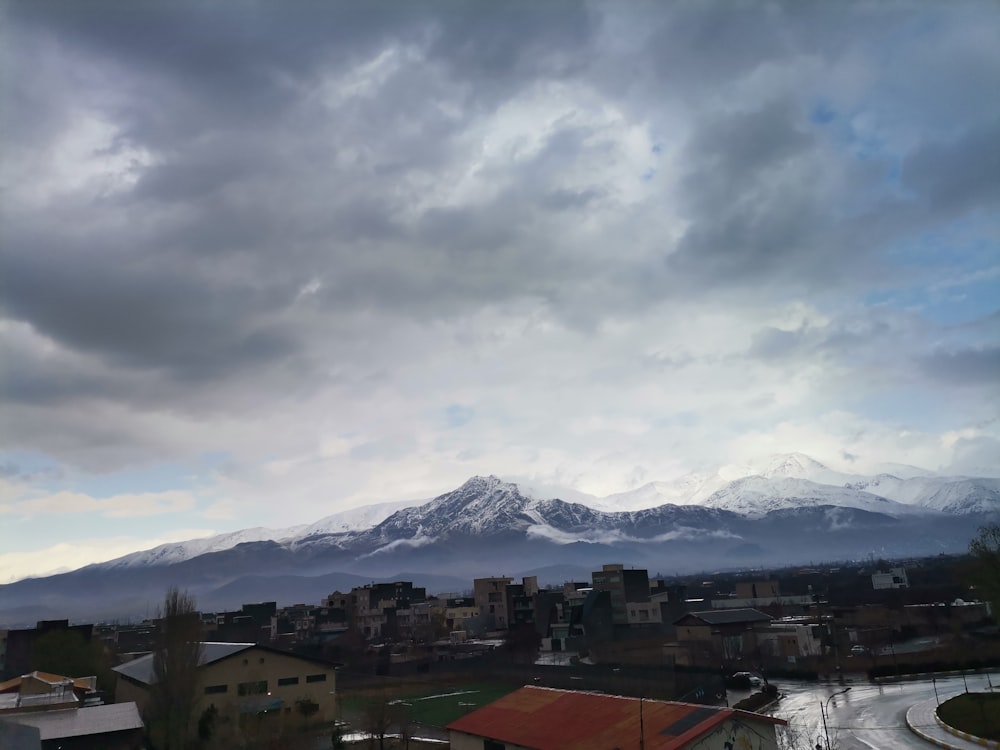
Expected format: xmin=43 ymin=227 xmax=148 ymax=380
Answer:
xmin=850 ymin=645 xmax=868 ymax=656
xmin=731 ymin=671 xmax=763 ymax=687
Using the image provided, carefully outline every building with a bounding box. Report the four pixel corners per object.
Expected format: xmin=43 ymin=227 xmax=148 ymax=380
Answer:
xmin=735 ymin=580 xmax=780 ymax=599
xmin=592 ymin=564 xmax=651 ymax=625
xmin=0 ymin=671 xmax=98 ymax=712
xmin=437 ymin=596 xmax=479 ymax=632
xmin=0 ymin=671 xmax=142 ymax=750
xmin=1 ymin=622 xmax=94 ymax=681
xmin=674 ymin=609 xmax=773 ymax=665
xmin=350 ymin=582 xmax=428 ymax=639
xmin=0 ymin=702 xmax=143 ymax=750
xmin=113 ymin=642 xmax=338 ymax=743
xmin=872 ymin=567 xmax=908 ymax=590
xmin=505 ymin=576 xmax=540 ymax=628
xmin=626 ymin=601 xmax=663 ymax=625
xmin=473 ymin=577 xmax=514 ymax=629
xmin=756 ymin=621 xmax=824 ymax=660
xmin=447 ymin=685 xmax=785 ymax=750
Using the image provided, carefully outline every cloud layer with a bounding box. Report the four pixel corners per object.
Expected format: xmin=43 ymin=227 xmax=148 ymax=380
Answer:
xmin=2 ymin=1 xmax=999 ymax=578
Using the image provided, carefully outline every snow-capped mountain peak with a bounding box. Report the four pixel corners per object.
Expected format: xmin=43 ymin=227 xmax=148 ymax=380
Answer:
xmin=88 ymin=456 xmax=998 ymax=576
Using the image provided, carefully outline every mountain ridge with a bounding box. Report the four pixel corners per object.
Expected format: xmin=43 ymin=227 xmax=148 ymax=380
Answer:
xmin=1 ymin=454 xmax=995 ymax=623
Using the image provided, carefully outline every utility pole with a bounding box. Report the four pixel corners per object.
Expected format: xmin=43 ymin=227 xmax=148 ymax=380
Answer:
xmin=639 ymin=695 xmax=645 ymax=750
xmin=821 ymin=687 xmax=851 ymax=750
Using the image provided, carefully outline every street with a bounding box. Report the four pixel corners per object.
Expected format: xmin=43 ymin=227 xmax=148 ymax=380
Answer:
xmin=768 ymin=671 xmax=998 ymax=749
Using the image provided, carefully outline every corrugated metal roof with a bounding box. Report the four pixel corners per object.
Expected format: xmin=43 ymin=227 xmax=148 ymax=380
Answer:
xmin=113 ymin=642 xmax=254 ymax=685
xmin=3 ymin=702 xmax=143 ymax=740
xmin=446 ymin=686 xmax=784 ymax=750
xmin=678 ymin=608 xmax=773 ymax=625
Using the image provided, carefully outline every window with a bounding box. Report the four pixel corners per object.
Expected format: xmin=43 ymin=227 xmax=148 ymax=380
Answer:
xmin=484 ymin=741 xmax=506 ymax=750
xmin=204 ymin=684 xmax=228 ymax=695
xmin=237 ymin=680 xmax=268 ymax=696
xmin=305 ymin=673 xmax=327 ymax=684
xmin=277 ymin=676 xmax=299 ymax=687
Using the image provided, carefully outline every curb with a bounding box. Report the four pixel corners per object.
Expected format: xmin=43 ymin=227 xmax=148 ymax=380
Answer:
xmin=906 ymin=703 xmax=965 ymax=750
xmin=935 ymin=708 xmax=1000 ymax=749
xmin=875 ymin=668 xmax=998 ymax=684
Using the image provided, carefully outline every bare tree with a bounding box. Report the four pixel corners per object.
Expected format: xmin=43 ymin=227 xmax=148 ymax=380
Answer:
xmin=147 ymin=587 xmax=203 ymax=750
xmin=776 ymin=722 xmax=839 ymax=750
xmin=361 ymin=693 xmax=410 ymax=750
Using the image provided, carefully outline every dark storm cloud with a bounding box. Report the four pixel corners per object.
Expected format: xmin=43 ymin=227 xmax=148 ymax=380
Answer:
xmin=0 ymin=225 xmax=300 ymax=379
xmin=902 ymin=118 xmax=1000 ymax=216
xmin=920 ymin=345 xmax=1000 ymax=387
xmin=644 ymin=5 xmax=790 ymax=93
xmin=3 ymin=0 xmax=999 ymax=429
xmin=667 ymin=98 xmax=841 ymax=287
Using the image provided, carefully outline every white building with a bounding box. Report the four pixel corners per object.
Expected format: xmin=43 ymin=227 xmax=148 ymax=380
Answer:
xmin=872 ymin=567 xmax=908 ymax=589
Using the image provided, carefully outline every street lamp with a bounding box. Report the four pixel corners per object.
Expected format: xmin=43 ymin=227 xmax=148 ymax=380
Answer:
xmin=820 ymin=687 xmax=851 ymax=750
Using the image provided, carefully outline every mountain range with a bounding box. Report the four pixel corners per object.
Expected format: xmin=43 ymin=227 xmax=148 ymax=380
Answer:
xmin=1 ymin=453 xmax=995 ymax=625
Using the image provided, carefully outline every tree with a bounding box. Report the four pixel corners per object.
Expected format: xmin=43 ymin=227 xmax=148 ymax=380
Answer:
xmin=969 ymin=523 xmax=1000 ymax=619
xmin=361 ymin=693 xmax=410 ymax=750
xmin=147 ymin=587 xmax=203 ymax=750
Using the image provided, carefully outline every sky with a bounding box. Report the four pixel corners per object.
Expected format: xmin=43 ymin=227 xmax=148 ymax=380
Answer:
xmin=1 ymin=0 xmax=998 ymax=584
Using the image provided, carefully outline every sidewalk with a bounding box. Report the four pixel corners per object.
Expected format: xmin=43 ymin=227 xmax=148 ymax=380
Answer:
xmin=906 ymin=697 xmax=997 ymax=749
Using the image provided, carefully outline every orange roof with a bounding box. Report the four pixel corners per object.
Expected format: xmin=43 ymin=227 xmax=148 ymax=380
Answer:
xmin=446 ymin=686 xmax=785 ymax=750
xmin=0 ymin=672 xmax=95 ymax=694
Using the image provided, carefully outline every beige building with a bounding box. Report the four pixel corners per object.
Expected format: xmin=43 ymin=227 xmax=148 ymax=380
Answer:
xmin=113 ymin=642 xmax=337 ymax=743
xmin=473 ymin=577 xmax=513 ymax=629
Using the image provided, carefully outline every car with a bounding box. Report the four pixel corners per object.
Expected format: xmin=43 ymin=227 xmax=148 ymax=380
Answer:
xmin=731 ymin=671 xmax=763 ymax=687
xmin=850 ymin=645 xmax=867 ymax=656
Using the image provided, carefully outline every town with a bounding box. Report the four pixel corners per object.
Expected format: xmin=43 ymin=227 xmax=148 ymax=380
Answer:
xmin=2 ymin=552 xmax=996 ymax=748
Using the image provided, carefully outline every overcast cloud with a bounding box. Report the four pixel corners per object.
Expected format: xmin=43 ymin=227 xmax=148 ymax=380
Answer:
xmin=2 ymin=0 xmax=999 ymax=582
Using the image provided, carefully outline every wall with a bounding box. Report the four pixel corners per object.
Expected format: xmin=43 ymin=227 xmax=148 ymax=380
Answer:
xmin=449 ymin=730 xmax=532 ymax=750
xmin=115 ymin=646 xmax=337 ymax=743
xmin=196 ymin=647 xmax=337 ymax=724
xmin=687 ymin=717 xmax=780 ymax=750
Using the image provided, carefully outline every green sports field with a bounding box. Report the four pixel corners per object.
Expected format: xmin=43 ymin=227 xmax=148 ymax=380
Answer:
xmin=341 ymin=681 xmax=519 ymax=728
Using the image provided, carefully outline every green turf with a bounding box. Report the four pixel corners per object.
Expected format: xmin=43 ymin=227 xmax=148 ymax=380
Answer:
xmin=341 ymin=682 xmax=519 ymax=728
xmin=400 ymin=683 xmax=519 ymax=726
xmin=937 ymin=693 xmax=1000 ymax=741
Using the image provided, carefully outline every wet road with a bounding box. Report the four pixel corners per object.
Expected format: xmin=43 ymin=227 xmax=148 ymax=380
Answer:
xmin=768 ymin=671 xmax=998 ymax=749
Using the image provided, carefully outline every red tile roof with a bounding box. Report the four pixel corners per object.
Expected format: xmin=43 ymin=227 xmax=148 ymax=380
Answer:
xmin=446 ymin=686 xmax=785 ymax=750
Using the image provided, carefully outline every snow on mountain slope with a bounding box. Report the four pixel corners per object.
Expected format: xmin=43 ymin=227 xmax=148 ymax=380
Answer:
xmin=845 ymin=475 xmax=1000 ymax=513
xmin=341 ymin=476 xmax=744 ymax=555
xmin=372 ymin=476 xmax=535 ymax=538
xmin=870 ymin=462 xmax=937 ymax=480
xmin=99 ymin=500 xmax=420 ymax=568
xmin=504 ymin=477 xmax=602 ymax=507
xmin=98 ymin=525 xmax=307 ymax=569
xmin=89 ymin=454 xmax=996 ymax=574
xmin=596 ymin=473 xmax=731 ymax=511
xmin=917 ymin=479 xmax=1000 ymax=514
xmin=296 ymin=500 xmax=419 ymax=537
xmin=698 ymin=476 xmax=918 ymax=519
xmin=754 ymin=452 xmax=858 ymax=486
xmin=845 ymin=474 xmax=949 ymax=505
